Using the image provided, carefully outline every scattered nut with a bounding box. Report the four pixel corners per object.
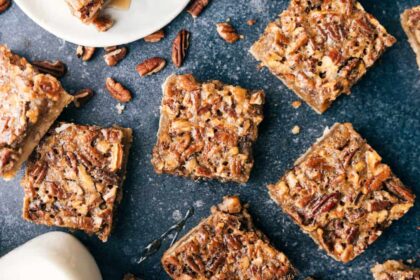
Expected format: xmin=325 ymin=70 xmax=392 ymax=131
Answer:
xmin=32 ymin=60 xmax=67 ymax=79
xmin=291 ymin=125 xmax=301 ymax=135
xmin=136 ymin=57 xmax=166 ymax=77
xmin=172 ymin=29 xmax=190 ymax=68
xmin=76 ymin=46 xmax=96 ymax=61
xmin=73 ymin=88 xmax=94 ymax=108
xmin=104 ymin=46 xmax=117 ymax=53
xmin=216 ymin=22 xmax=240 ymax=43
xmin=292 ymin=100 xmax=302 ymax=109
xmin=144 ymin=30 xmax=165 ymax=43
xmin=93 ymin=15 xmax=114 ymax=32
xmin=103 ymin=47 xmax=127 ymax=66
xmin=0 ymin=0 xmax=10 ymax=14
xmin=106 ymin=77 xmax=132 ymax=103
xmin=187 ymin=0 xmax=210 ymax=18
xmin=247 ymin=19 xmax=256 ymax=26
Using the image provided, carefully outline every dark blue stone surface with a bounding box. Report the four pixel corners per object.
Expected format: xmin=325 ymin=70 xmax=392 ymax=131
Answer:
xmin=0 ymin=1 xmax=419 ymax=279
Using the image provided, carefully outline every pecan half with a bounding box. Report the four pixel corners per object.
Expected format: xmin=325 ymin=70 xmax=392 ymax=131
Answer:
xmin=144 ymin=30 xmax=165 ymax=43
xmin=172 ymin=29 xmax=190 ymax=68
xmin=103 ymin=47 xmax=127 ymax=66
xmin=187 ymin=0 xmax=210 ymax=18
xmin=105 ymin=78 xmax=132 ymax=103
xmin=76 ymin=46 xmax=96 ymax=61
xmin=93 ymin=15 xmax=114 ymax=32
xmin=73 ymin=88 xmax=94 ymax=108
xmin=216 ymin=23 xmax=240 ymax=43
xmin=33 ymin=60 xmax=67 ymax=79
xmin=136 ymin=57 xmax=166 ymax=77
xmin=0 ymin=0 xmax=10 ymax=13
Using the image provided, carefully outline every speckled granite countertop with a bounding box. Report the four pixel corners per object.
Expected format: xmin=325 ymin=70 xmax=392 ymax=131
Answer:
xmin=0 ymin=1 xmax=419 ymax=279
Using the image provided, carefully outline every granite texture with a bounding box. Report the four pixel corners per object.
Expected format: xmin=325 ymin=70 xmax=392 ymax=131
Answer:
xmin=0 ymin=1 xmax=419 ymax=279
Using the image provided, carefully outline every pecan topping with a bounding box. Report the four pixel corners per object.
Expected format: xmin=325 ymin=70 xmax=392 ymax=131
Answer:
xmin=32 ymin=60 xmax=67 ymax=79
xmin=136 ymin=57 xmax=166 ymax=77
xmin=73 ymin=88 xmax=94 ymax=108
xmin=371 ymin=260 xmax=420 ymax=280
xmin=144 ymin=30 xmax=165 ymax=42
xmin=0 ymin=0 xmax=10 ymax=13
xmin=105 ymin=77 xmax=132 ymax=103
xmin=76 ymin=46 xmax=96 ymax=61
xmin=401 ymin=6 xmax=420 ymax=70
xmin=216 ymin=22 xmax=240 ymax=43
xmin=172 ymin=29 xmax=190 ymax=68
xmin=93 ymin=14 xmax=114 ymax=32
xmin=103 ymin=47 xmax=127 ymax=66
xmin=187 ymin=0 xmax=210 ymax=18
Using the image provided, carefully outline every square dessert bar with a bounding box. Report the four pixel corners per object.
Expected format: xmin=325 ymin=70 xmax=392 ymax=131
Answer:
xmin=0 ymin=45 xmax=73 ymax=180
xmin=151 ymin=74 xmax=265 ymax=183
xmin=268 ymin=123 xmax=415 ymax=263
xmin=21 ymin=123 xmax=132 ymax=242
xmin=401 ymin=6 xmax=420 ymax=70
xmin=65 ymin=0 xmax=105 ymax=23
xmin=250 ymin=0 xmax=396 ymax=113
xmin=371 ymin=260 xmax=420 ymax=280
xmin=162 ymin=196 xmax=296 ymax=280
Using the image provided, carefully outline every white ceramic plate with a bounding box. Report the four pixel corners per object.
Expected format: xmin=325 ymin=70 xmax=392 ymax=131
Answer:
xmin=13 ymin=0 xmax=190 ymax=47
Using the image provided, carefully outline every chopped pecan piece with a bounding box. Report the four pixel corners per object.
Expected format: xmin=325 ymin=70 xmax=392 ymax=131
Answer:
xmin=250 ymin=0 xmax=396 ymax=113
xmin=144 ymin=30 xmax=165 ymax=42
xmin=65 ymin=0 xmax=104 ymax=23
xmin=187 ymin=0 xmax=210 ymax=18
xmin=172 ymin=29 xmax=190 ymax=68
xmin=152 ymin=74 xmax=265 ymax=183
xmin=162 ymin=196 xmax=296 ymax=279
xmin=136 ymin=57 xmax=166 ymax=77
xmin=76 ymin=46 xmax=96 ymax=61
xmin=268 ymin=123 xmax=415 ymax=263
xmin=21 ymin=123 xmax=132 ymax=241
xmin=401 ymin=6 xmax=420 ymax=70
xmin=216 ymin=22 xmax=240 ymax=43
xmin=372 ymin=260 xmax=420 ymax=280
xmin=0 ymin=0 xmax=10 ymax=13
xmin=103 ymin=47 xmax=127 ymax=66
xmin=32 ymin=60 xmax=67 ymax=79
xmin=93 ymin=14 xmax=114 ymax=32
xmin=106 ymin=77 xmax=132 ymax=103
xmin=73 ymin=88 xmax=94 ymax=108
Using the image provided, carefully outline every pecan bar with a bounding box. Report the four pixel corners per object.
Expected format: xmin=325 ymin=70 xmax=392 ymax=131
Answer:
xmin=0 ymin=45 xmax=73 ymax=180
xmin=65 ymin=0 xmax=105 ymax=23
xmin=21 ymin=123 xmax=132 ymax=241
xmin=401 ymin=6 xmax=420 ymax=70
xmin=250 ymin=0 xmax=396 ymax=114
xmin=372 ymin=260 xmax=420 ymax=280
xmin=268 ymin=123 xmax=415 ymax=263
xmin=151 ymin=74 xmax=264 ymax=183
xmin=162 ymin=196 xmax=296 ymax=279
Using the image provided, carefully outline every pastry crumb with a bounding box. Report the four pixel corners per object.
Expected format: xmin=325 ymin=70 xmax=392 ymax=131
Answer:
xmin=247 ymin=19 xmax=256 ymax=26
xmin=291 ymin=125 xmax=300 ymax=135
xmin=116 ymin=103 xmax=125 ymax=114
xmin=292 ymin=100 xmax=302 ymax=109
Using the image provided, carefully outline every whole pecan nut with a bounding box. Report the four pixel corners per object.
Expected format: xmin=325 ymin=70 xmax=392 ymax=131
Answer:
xmin=0 ymin=0 xmax=10 ymax=13
xmin=105 ymin=78 xmax=132 ymax=103
xmin=104 ymin=47 xmax=127 ymax=66
xmin=216 ymin=22 xmax=240 ymax=43
xmin=76 ymin=46 xmax=96 ymax=61
xmin=187 ymin=0 xmax=210 ymax=18
xmin=33 ymin=60 xmax=67 ymax=79
xmin=144 ymin=30 xmax=165 ymax=43
xmin=136 ymin=57 xmax=166 ymax=77
xmin=172 ymin=29 xmax=191 ymax=68
xmin=73 ymin=88 xmax=94 ymax=108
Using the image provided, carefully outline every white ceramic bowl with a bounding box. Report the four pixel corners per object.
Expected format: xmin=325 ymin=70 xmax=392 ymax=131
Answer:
xmin=13 ymin=0 xmax=190 ymax=47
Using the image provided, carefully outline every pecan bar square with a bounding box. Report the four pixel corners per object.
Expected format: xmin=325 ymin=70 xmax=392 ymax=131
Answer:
xmin=268 ymin=123 xmax=415 ymax=263
xmin=0 ymin=45 xmax=73 ymax=180
xmin=151 ymin=74 xmax=264 ymax=183
xmin=401 ymin=6 xmax=420 ymax=70
xmin=65 ymin=0 xmax=105 ymax=23
xmin=21 ymin=123 xmax=132 ymax=241
xmin=162 ymin=196 xmax=296 ymax=280
xmin=250 ymin=0 xmax=396 ymax=113
xmin=372 ymin=260 xmax=420 ymax=280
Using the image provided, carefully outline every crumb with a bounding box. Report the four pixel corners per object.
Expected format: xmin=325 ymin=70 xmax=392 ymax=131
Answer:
xmin=193 ymin=200 xmax=205 ymax=208
xmin=247 ymin=19 xmax=256 ymax=26
xmin=226 ymin=17 xmax=231 ymax=22
xmin=172 ymin=210 xmax=182 ymax=221
xmin=292 ymin=100 xmax=302 ymax=109
xmin=406 ymin=258 xmax=415 ymax=264
xmin=291 ymin=125 xmax=300 ymax=135
xmin=116 ymin=103 xmax=125 ymax=114
xmin=239 ymin=34 xmax=245 ymax=40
